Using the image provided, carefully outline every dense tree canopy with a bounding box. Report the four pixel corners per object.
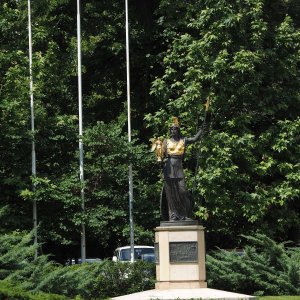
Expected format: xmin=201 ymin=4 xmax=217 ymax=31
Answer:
xmin=147 ymin=0 xmax=300 ymax=247
xmin=0 ymin=0 xmax=299 ymax=261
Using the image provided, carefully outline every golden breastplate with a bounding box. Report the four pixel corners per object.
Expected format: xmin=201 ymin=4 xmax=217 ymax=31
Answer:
xmin=166 ymin=139 xmax=185 ymax=155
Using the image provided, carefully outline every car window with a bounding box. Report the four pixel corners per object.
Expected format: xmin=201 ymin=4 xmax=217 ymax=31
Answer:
xmin=120 ymin=249 xmax=131 ymax=261
xmin=134 ymin=248 xmax=154 ymax=259
xmin=119 ymin=248 xmax=154 ymax=261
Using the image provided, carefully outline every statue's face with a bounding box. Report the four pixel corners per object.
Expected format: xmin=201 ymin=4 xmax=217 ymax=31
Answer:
xmin=170 ymin=126 xmax=180 ymax=138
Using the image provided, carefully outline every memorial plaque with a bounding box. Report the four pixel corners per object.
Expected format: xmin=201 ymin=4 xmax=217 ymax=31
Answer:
xmin=154 ymin=243 xmax=159 ymax=264
xmin=169 ymin=242 xmax=198 ymax=263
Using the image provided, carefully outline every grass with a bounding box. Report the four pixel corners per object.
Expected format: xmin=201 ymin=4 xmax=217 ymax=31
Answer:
xmin=260 ymin=297 xmax=300 ymax=300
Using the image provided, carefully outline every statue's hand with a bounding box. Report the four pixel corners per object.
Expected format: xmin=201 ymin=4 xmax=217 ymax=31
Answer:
xmin=159 ymin=158 xmax=167 ymax=168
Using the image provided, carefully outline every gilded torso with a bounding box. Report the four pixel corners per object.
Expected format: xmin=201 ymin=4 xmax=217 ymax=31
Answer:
xmin=166 ymin=138 xmax=185 ymax=156
xmin=163 ymin=138 xmax=185 ymax=179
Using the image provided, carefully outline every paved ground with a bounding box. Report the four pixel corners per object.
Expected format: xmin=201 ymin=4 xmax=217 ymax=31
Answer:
xmin=112 ymin=288 xmax=257 ymax=300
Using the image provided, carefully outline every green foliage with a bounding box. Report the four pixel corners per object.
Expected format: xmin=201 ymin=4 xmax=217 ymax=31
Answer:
xmin=0 ymin=231 xmax=155 ymax=299
xmin=0 ymin=231 xmax=37 ymax=280
xmin=82 ymin=119 xmax=159 ymax=247
xmin=0 ymin=280 xmax=70 ymax=300
xmin=0 ymin=1 xmax=33 ymax=231
xmin=0 ymin=0 xmax=160 ymax=260
xmin=207 ymin=234 xmax=300 ymax=296
xmin=1 ymin=0 xmax=300 ymax=264
xmin=35 ymin=260 xmax=155 ymax=299
xmin=260 ymin=297 xmax=300 ymax=300
xmin=147 ymin=0 xmax=300 ymax=247
xmin=0 ymin=231 xmax=58 ymax=290
xmin=0 ymin=231 xmax=71 ymax=299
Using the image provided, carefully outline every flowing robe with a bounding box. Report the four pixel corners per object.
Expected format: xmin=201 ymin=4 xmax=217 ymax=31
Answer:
xmin=160 ymin=138 xmax=192 ymax=221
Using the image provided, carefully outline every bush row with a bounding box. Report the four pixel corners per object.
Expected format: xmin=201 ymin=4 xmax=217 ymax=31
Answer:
xmin=0 ymin=231 xmax=156 ymax=299
xmin=1 ymin=231 xmax=299 ymax=298
xmin=207 ymin=234 xmax=300 ymax=296
xmin=0 ymin=280 xmax=70 ymax=300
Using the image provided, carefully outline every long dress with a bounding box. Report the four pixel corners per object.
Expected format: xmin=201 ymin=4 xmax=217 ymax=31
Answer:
xmin=160 ymin=138 xmax=192 ymax=221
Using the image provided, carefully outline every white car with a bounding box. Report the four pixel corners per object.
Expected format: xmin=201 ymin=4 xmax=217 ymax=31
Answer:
xmin=112 ymin=245 xmax=155 ymax=262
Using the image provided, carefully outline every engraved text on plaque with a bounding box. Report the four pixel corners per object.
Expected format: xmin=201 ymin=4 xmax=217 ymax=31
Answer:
xmin=169 ymin=242 xmax=198 ymax=263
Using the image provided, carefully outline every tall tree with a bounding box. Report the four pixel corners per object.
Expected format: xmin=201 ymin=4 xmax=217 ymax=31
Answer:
xmin=1 ymin=0 xmax=161 ymax=261
xmin=1 ymin=0 xmax=299 ymax=261
xmin=147 ymin=0 xmax=300 ymax=247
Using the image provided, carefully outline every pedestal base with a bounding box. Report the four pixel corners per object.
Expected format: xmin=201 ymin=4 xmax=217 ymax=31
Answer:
xmin=112 ymin=288 xmax=257 ymax=299
xmin=155 ymin=280 xmax=207 ymax=289
xmin=155 ymin=224 xmax=207 ymax=289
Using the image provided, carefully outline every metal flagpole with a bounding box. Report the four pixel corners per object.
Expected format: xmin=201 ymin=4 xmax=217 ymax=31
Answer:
xmin=28 ymin=0 xmax=38 ymax=260
xmin=125 ymin=0 xmax=135 ymax=263
xmin=76 ymin=0 xmax=86 ymax=262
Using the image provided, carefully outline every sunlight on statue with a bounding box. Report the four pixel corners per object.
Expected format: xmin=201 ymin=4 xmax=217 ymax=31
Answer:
xmin=151 ymin=117 xmax=206 ymax=222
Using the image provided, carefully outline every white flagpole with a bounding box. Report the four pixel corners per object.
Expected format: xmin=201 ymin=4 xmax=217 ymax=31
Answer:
xmin=28 ymin=0 xmax=38 ymax=259
xmin=76 ymin=0 xmax=86 ymax=262
xmin=125 ymin=0 xmax=135 ymax=263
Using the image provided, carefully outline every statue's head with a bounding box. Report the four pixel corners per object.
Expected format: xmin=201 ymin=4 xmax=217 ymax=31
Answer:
xmin=169 ymin=117 xmax=180 ymax=137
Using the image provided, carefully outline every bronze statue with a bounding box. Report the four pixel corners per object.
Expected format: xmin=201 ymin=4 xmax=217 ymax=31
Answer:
xmin=152 ymin=117 xmax=205 ymax=221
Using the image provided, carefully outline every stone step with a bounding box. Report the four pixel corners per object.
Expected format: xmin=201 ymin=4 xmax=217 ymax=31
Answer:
xmin=112 ymin=288 xmax=257 ymax=300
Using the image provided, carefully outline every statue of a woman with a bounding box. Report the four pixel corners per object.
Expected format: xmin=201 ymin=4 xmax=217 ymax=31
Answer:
xmin=157 ymin=117 xmax=205 ymax=221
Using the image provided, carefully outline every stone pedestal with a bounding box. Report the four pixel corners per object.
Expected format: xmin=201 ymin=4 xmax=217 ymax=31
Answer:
xmin=155 ymin=222 xmax=207 ymax=289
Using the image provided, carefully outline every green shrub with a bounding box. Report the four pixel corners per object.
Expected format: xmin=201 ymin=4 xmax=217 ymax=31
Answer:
xmin=0 ymin=231 xmax=38 ymax=280
xmin=207 ymin=234 xmax=300 ymax=296
xmin=0 ymin=280 xmax=70 ymax=300
xmin=0 ymin=231 xmax=59 ymax=292
xmin=35 ymin=260 xmax=155 ymax=299
xmin=0 ymin=231 xmax=155 ymax=299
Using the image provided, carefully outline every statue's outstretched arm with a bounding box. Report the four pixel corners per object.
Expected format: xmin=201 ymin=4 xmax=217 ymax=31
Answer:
xmin=186 ymin=126 xmax=206 ymax=144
